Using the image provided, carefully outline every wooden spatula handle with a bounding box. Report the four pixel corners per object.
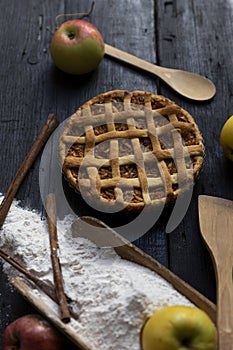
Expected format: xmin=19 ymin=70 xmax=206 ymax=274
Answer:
xmin=217 ymin=270 xmax=233 ymax=349
xmin=198 ymin=196 xmax=233 ymax=349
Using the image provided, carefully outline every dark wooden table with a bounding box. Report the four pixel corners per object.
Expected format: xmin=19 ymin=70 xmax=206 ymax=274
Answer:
xmin=1 ymin=0 xmax=233 ymax=348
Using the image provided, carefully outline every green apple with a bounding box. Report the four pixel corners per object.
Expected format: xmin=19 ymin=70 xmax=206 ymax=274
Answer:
xmin=220 ymin=115 xmax=233 ymax=161
xmin=50 ymin=19 xmax=105 ymax=75
xmin=141 ymin=305 xmax=217 ymax=350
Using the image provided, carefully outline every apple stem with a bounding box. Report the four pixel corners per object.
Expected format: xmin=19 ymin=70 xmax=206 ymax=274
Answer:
xmin=55 ymin=1 xmax=95 ymax=28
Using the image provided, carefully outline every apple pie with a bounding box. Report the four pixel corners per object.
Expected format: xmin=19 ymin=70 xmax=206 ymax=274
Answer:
xmin=59 ymin=90 xmax=204 ymax=213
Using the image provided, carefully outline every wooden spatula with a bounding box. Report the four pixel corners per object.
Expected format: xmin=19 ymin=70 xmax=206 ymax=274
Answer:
xmin=198 ymin=195 xmax=233 ymax=349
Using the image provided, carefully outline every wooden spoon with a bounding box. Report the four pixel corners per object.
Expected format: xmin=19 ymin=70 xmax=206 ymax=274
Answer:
xmin=105 ymin=43 xmax=216 ymax=101
xmin=198 ymin=195 xmax=233 ymax=349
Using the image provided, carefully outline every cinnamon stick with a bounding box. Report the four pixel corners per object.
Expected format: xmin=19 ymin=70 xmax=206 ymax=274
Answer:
xmin=0 ymin=114 xmax=60 ymax=227
xmin=46 ymin=193 xmax=71 ymax=323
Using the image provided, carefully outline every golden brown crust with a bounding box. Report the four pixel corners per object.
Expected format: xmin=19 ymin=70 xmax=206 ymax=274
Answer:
xmin=59 ymin=90 xmax=204 ymax=212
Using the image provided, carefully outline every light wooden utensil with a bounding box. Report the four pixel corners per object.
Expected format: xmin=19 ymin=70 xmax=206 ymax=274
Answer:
xmin=105 ymin=43 xmax=216 ymax=101
xmin=198 ymin=195 xmax=233 ymax=349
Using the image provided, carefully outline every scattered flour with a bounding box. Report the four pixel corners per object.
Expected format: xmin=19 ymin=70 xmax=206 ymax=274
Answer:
xmin=0 ymin=195 xmax=193 ymax=349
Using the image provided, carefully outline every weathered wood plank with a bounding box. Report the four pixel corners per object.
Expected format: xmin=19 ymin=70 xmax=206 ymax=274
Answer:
xmin=0 ymin=0 xmax=67 ymax=342
xmin=0 ymin=0 xmax=166 ymax=346
xmin=156 ymin=0 xmax=233 ymax=302
xmin=1 ymin=0 xmax=233 ymax=346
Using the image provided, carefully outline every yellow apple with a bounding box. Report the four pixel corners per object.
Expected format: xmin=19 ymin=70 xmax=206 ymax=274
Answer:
xmin=220 ymin=115 xmax=233 ymax=161
xmin=141 ymin=305 xmax=217 ymax=350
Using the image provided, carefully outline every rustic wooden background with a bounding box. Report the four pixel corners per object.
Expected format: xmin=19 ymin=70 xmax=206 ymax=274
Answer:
xmin=1 ymin=0 xmax=233 ymax=348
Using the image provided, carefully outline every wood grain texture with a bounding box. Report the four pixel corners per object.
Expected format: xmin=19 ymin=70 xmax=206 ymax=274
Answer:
xmin=199 ymin=195 xmax=233 ymax=349
xmin=156 ymin=0 xmax=233 ymax=302
xmin=0 ymin=0 xmax=233 ymax=348
xmin=0 ymin=2 xmax=160 ymax=348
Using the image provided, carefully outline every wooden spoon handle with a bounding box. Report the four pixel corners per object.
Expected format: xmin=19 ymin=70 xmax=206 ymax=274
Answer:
xmin=104 ymin=43 xmax=164 ymax=78
xmin=217 ymin=269 xmax=233 ymax=349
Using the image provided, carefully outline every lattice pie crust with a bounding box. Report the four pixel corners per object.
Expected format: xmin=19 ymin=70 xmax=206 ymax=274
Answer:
xmin=59 ymin=90 xmax=204 ymax=212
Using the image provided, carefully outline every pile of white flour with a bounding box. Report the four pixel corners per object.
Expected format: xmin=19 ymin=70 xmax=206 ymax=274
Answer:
xmin=0 ymin=195 xmax=193 ymax=349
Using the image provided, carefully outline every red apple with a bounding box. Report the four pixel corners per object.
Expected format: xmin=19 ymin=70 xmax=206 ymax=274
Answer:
xmin=50 ymin=19 xmax=105 ymax=75
xmin=3 ymin=314 xmax=64 ymax=350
